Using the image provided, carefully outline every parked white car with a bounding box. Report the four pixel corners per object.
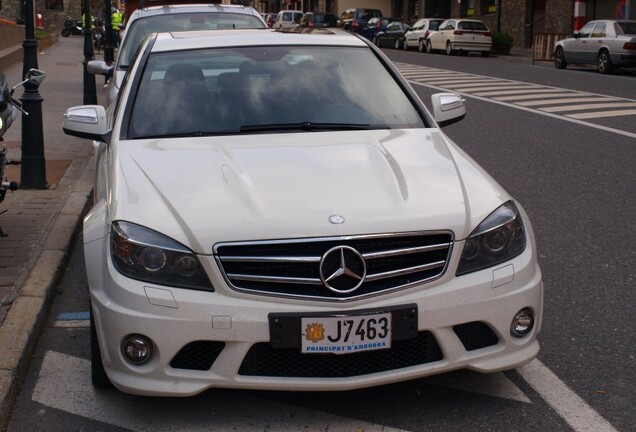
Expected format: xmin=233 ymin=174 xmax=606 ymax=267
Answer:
xmin=87 ymin=3 xmax=266 ymax=105
xmin=274 ymin=9 xmax=303 ymax=28
xmin=554 ymin=19 xmax=636 ymax=74
xmin=426 ymin=18 xmax=492 ymax=56
xmin=64 ymin=28 xmax=542 ymax=397
xmin=403 ymin=18 xmax=445 ymax=52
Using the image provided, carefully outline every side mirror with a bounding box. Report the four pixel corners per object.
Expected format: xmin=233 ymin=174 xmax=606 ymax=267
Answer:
xmin=431 ymin=93 xmax=466 ymax=127
xmin=63 ymin=105 xmax=110 ymax=142
xmin=11 ymin=68 xmax=46 ymax=94
xmin=87 ymin=60 xmax=114 ymax=78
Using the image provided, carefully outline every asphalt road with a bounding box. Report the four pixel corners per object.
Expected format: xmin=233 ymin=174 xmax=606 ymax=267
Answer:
xmin=5 ymin=49 xmax=635 ymax=432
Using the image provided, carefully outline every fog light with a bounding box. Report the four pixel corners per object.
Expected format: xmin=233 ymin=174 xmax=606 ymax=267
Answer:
xmin=511 ymin=309 xmax=534 ymax=337
xmin=121 ymin=334 xmax=154 ymax=365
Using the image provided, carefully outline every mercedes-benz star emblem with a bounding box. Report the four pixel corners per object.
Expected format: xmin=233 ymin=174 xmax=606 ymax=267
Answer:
xmin=319 ymin=246 xmax=366 ymax=294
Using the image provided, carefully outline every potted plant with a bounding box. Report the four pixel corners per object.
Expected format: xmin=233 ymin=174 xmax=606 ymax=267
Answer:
xmin=492 ymin=32 xmax=513 ymax=55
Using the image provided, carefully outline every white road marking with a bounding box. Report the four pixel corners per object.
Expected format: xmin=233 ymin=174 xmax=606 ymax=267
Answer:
xmin=516 ymin=97 xmax=618 ymax=107
xmin=567 ymin=109 xmax=636 ymax=119
xmin=397 ymin=62 xmax=636 ymax=139
xmin=33 ymin=351 xmax=409 ymax=432
xmin=406 ymin=83 xmax=636 ymax=140
xmin=53 ymin=320 xmax=89 ymax=328
xmin=517 ymin=359 xmax=618 ymax=432
xmin=494 ymin=92 xmax=590 ymax=101
xmin=474 ymin=89 xmax=568 ymax=97
xmin=541 ymin=102 xmax=636 ymax=113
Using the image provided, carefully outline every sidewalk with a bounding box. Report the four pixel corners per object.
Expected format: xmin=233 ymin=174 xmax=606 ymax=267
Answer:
xmin=0 ymin=35 xmax=107 ymax=429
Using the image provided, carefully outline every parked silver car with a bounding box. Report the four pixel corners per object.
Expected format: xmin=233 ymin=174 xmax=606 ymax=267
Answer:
xmin=554 ymin=20 xmax=636 ymax=74
xmin=88 ymin=3 xmax=266 ymax=104
xmin=403 ymin=18 xmax=445 ymax=52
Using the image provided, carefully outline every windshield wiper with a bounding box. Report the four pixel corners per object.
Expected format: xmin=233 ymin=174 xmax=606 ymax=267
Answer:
xmin=239 ymin=122 xmax=382 ymax=133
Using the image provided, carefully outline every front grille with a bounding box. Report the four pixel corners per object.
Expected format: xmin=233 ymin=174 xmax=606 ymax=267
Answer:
xmin=170 ymin=341 xmax=225 ymax=371
xmin=238 ymin=331 xmax=443 ymax=377
xmin=453 ymin=322 xmax=499 ymax=351
xmin=215 ymin=232 xmax=453 ymax=300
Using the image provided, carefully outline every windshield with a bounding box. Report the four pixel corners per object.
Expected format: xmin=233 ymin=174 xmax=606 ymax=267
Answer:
xmin=118 ymin=13 xmax=266 ymax=69
xmin=127 ymin=45 xmax=426 ymax=138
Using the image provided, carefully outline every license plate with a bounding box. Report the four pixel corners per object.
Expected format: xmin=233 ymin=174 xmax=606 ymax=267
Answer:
xmin=301 ymin=312 xmax=391 ymax=354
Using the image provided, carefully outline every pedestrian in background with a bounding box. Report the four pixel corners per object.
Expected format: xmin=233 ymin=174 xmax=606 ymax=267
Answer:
xmin=111 ymin=6 xmax=123 ymax=48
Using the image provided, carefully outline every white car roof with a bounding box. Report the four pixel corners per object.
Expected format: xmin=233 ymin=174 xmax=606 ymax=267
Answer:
xmin=129 ymin=3 xmax=265 ymax=22
xmin=151 ymin=28 xmax=369 ymax=52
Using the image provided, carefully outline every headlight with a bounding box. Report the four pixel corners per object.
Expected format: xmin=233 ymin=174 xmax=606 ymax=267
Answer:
xmin=456 ymin=201 xmax=526 ymax=276
xmin=110 ymin=221 xmax=214 ymax=291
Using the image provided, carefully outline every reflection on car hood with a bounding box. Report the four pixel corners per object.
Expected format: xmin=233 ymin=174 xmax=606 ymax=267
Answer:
xmin=110 ymin=129 xmax=509 ymax=254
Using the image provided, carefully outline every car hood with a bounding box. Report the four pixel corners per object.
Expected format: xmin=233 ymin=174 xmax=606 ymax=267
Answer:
xmin=110 ymin=129 xmax=509 ymax=254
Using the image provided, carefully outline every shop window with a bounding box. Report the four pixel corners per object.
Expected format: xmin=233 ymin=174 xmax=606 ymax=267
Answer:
xmin=463 ymin=0 xmax=475 ymax=17
xmin=482 ymin=0 xmax=497 ymax=14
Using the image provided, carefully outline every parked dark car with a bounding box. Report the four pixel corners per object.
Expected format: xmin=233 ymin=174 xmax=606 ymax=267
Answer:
xmin=339 ymin=8 xmax=382 ymax=33
xmin=375 ymin=21 xmax=412 ymax=49
xmin=299 ymin=12 xmax=338 ymax=28
xmin=360 ymin=17 xmax=399 ymax=41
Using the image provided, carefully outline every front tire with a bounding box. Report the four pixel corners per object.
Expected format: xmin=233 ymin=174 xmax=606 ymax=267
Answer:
xmin=426 ymin=39 xmax=433 ymax=54
xmin=445 ymin=41 xmax=454 ymax=55
xmin=419 ymin=39 xmax=425 ymax=53
xmin=90 ymin=308 xmax=113 ymax=388
xmin=61 ymin=29 xmax=71 ymax=37
xmin=403 ymin=38 xmax=409 ymax=51
xmin=554 ymin=46 xmax=568 ymax=69
xmin=394 ymin=38 xmax=401 ymax=50
xmin=597 ymin=49 xmax=614 ymax=74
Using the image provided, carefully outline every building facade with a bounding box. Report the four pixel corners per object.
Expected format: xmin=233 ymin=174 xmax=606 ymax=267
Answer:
xmin=1 ymin=0 xmax=633 ymax=48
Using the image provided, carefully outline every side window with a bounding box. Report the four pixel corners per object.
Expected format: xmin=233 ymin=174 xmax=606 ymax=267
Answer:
xmin=578 ymin=22 xmax=595 ymax=38
xmin=591 ymin=22 xmax=606 ymax=37
xmin=283 ymin=13 xmax=291 ymax=22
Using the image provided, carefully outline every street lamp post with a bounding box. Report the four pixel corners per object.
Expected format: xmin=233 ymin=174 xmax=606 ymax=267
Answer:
xmin=83 ymin=0 xmax=98 ymax=104
xmin=20 ymin=0 xmax=47 ymax=189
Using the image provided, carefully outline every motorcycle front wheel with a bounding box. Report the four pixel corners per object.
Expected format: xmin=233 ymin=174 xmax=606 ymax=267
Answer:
xmin=61 ymin=29 xmax=71 ymax=37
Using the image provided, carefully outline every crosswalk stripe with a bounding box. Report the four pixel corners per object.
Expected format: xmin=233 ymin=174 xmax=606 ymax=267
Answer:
xmin=567 ymin=109 xmax=636 ymax=119
xmin=494 ymin=92 xmax=587 ymax=101
xmin=397 ymin=62 xmax=636 ymax=139
xmin=540 ymin=102 xmax=636 ymax=113
xmin=516 ymin=97 xmax=618 ymax=107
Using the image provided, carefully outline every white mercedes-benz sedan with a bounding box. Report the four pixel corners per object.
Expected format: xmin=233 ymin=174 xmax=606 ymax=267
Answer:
xmin=63 ymin=28 xmax=543 ymax=396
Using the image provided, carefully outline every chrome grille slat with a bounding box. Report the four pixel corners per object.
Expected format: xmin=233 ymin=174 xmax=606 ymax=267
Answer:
xmin=220 ymin=256 xmax=321 ymax=263
xmin=365 ymin=260 xmax=446 ymax=282
xmin=227 ymin=273 xmax=323 ymax=285
xmin=362 ymin=243 xmax=451 ymax=260
xmin=215 ymin=231 xmax=453 ymax=301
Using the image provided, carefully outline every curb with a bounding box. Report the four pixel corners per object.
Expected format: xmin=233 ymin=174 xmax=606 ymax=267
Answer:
xmin=0 ymin=156 xmax=94 ymax=430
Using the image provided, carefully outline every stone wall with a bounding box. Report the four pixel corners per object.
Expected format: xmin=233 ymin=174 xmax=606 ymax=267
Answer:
xmin=0 ymin=0 xmax=91 ymax=35
xmin=545 ymin=0 xmax=573 ymax=34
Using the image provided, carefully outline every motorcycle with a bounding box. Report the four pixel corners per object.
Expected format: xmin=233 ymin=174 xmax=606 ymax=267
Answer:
xmin=61 ymin=19 xmax=83 ymax=37
xmin=0 ymin=69 xmax=47 ymax=237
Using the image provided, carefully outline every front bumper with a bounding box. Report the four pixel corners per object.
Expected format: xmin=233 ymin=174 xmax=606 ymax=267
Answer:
xmin=86 ymin=235 xmax=543 ymax=396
